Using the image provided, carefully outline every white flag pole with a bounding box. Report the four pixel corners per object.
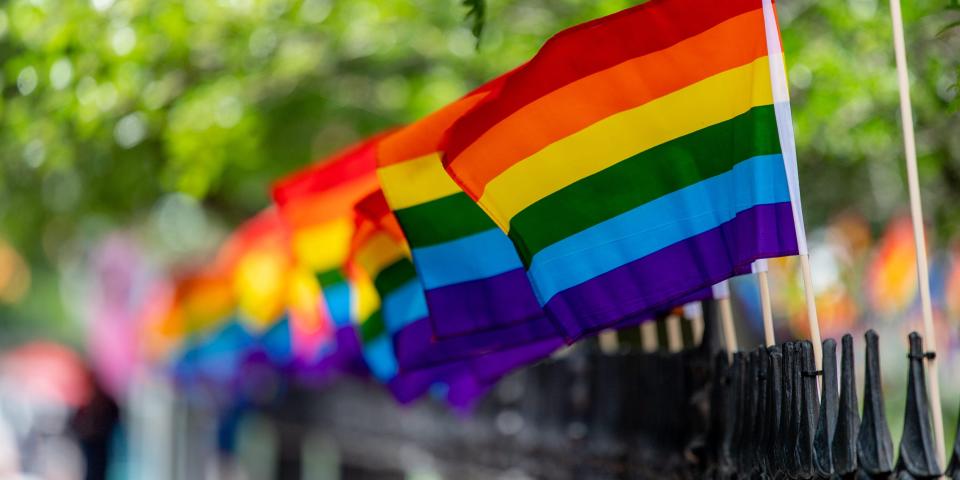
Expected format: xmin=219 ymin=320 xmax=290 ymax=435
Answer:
xmin=798 ymin=254 xmax=823 ymax=373
xmin=712 ymin=281 xmax=738 ymax=361
xmin=665 ymin=313 xmax=683 ymax=353
xmin=762 ymin=0 xmax=823 ymax=373
xmin=640 ymin=321 xmax=658 ymax=353
xmin=598 ymin=329 xmax=619 ymax=354
xmin=683 ymin=302 xmax=705 ymax=346
xmin=754 ymin=260 xmax=776 ymax=347
xmin=888 ymin=0 xmax=946 ymax=466
xmin=758 ymin=273 xmax=775 ymax=346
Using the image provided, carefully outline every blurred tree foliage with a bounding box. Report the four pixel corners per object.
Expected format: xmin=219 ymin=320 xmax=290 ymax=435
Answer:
xmin=0 ymin=0 xmax=958 ymax=333
xmin=781 ymin=0 xmax=960 ymax=238
xmin=0 ymin=0 xmax=642 ymax=261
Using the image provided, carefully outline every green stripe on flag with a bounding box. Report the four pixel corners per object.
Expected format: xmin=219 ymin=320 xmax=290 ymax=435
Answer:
xmin=393 ymin=192 xmax=497 ymax=249
xmin=509 ymin=104 xmax=782 ymax=264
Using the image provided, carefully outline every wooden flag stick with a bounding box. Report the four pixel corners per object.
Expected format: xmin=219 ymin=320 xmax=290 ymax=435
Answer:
xmin=665 ymin=314 xmax=683 ymax=353
xmin=799 ymin=254 xmax=823 ymax=374
xmin=718 ymin=298 xmax=736 ymax=348
xmin=761 ymin=0 xmax=824 ymax=383
xmin=889 ymin=0 xmax=947 ymax=466
xmin=640 ymin=321 xmax=658 ymax=353
xmin=598 ymin=330 xmax=619 ymax=354
xmin=713 ymin=281 xmax=737 ymax=360
xmin=757 ymin=269 xmax=776 ymax=347
xmin=684 ymin=302 xmax=705 ymax=346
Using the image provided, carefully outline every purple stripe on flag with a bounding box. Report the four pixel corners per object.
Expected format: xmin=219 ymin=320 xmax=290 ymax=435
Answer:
xmin=545 ymin=202 xmax=798 ymax=340
xmin=387 ymin=363 xmax=461 ymax=405
xmin=393 ymin=315 xmax=560 ymax=372
xmin=445 ymin=373 xmax=493 ymax=412
xmin=425 ymin=267 xmax=559 ymax=339
xmin=389 ymin=336 xmax=561 ymax=407
xmin=468 ymin=337 xmax=562 ymax=382
xmin=444 ymin=339 xmax=559 ymax=412
xmin=295 ymin=325 xmax=368 ymax=385
xmin=608 ymin=286 xmax=716 ymax=331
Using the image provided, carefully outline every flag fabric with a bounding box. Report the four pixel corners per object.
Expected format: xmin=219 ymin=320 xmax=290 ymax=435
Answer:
xmin=349 ymin=190 xmax=560 ymax=406
xmin=350 ymin=190 xmax=561 ymax=372
xmin=285 ymin=264 xmax=336 ymax=367
xmin=164 ymin=266 xmax=236 ymax=342
xmin=441 ymin=0 xmax=806 ymax=339
xmin=166 ymin=210 xmax=304 ymax=390
xmin=376 ymin=76 xmax=561 ymax=342
xmin=218 ymin=209 xmax=336 ymax=370
xmin=347 ymin=196 xmax=481 ymax=405
xmin=272 ymin=136 xmax=387 ymax=330
xmin=272 ymin=136 xmax=392 ymax=377
xmin=171 ymin=318 xmax=257 ymax=390
xmin=219 ymin=209 xmax=294 ymax=331
xmin=866 ymin=215 xmax=918 ymax=316
xmin=148 ymin=266 xmax=237 ymax=377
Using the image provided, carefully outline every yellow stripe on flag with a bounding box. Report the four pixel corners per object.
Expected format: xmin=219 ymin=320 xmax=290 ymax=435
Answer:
xmin=480 ymin=56 xmax=775 ymax=231
xmin=292 ymin=218 xmax=353 ymax=271
xmin=377 ymin=152 xmax=461 ymax=210
xmin=354 ymin=274 xmax=380 ymax=324
xmin=355 ymin=232 xmax=408 ymax=280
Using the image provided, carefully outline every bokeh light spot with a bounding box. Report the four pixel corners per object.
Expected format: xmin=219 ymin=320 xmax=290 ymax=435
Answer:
xmin=17 ymin=66 xmax=38 ymax=96
xmin=49 ymin=58 xmax=73 ymax=90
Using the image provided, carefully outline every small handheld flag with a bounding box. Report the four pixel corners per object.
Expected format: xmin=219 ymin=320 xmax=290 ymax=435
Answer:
xmin=442 ymin=0 xmax=807 ymax=340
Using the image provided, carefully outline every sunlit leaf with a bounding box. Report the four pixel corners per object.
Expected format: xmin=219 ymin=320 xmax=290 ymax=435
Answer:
xmin=461 ymin=0 xmax=485 ymax=46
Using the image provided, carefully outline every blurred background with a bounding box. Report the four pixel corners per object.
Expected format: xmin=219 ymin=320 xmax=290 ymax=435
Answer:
xmin=1 ymin=0 xmax=959 ymax=478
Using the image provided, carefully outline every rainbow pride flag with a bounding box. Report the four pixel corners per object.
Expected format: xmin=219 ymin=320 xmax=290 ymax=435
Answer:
xmin=272 ymin=136 xmax=391 ymax=376
xmin=441 ymin=0 xmax=806 ymax=338
xmin=220 ymin=209 xmax=335 ymax=367
xmin=168 ymin=210 xmax=328 ymax=388
xmin=349 ymin=190 xmax=559 ymax=405
xmin=148 ymin=265 xmax=238 ymax=378
xmin=346 ymin=194 xmax=480 ymax=405
xmin=350 ymin=190 xmax=561 ymax=372
xmin=272 ymin=136 xmax=386 ymax=330
xmin=377 ymin=77 xmax=561 ymax=341
xmin=163 ymin=266 xmax=236 ymax=342
xmin=219 ymin=209 xmax=295 ymax=332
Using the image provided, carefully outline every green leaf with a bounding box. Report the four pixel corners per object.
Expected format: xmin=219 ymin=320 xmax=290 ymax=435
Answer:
xmin=462 ymin=0 xmax=486 ymax=47
xmin=937 ymin=19 xmax=960 ymax=36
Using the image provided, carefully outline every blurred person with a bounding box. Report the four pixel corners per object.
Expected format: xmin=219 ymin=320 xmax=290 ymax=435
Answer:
xmin=31 ymin=436 xmax=84 ymax=480
xmin=68 ymin=372 xmax=120 ymax=480
xmin=0 ymin=413 xmax=20 ymax=476
xmin=215 ymin=400 xmax=249 ymax=480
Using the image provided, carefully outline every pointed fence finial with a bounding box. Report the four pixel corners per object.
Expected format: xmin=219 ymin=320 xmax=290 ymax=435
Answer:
xmin=739 ymin=349 xmax=762 ymax=474
xmin=785 ymin=343 xmax=804 ymax=475
xmin=895 ymin=332 xmax=942 ymax=478
xmin=832 ymin=334 xmax=860 ymax=477
xmin=813 ymin=338 xmax=838 ymax=477
xmin=775 ymin=343 xmax=796 ymax=474
xmin=751 ymin=347 xmax=770 ymax=476
xmin=708 ymin=352 xmax=731 ymax=474
xmin=858 ymin=329 xmax=895 ymax=476
xmin=763 ymin=346 xmax=784 ymax=476
xmin=797 ymin=341 xmax=819 ymax=477
xmin=719 ymin=352 xmax=744 ymax=475
xmin=731 ymin=352 xmax=750 ymax=474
